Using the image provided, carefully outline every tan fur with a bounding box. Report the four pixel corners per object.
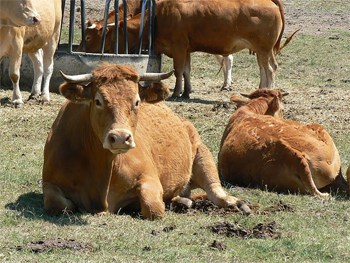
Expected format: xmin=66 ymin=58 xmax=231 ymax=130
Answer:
xmin=0 ymin=0 xmax=40 ymax=27
xmin=218 ymin=89 xmax=344 ymax=197
xmin=42 ymin=64 xmax=249 ymax=219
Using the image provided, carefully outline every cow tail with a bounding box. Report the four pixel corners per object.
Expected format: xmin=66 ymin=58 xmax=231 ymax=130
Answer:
xmin=271 ymin=0 xmax=285 ymax=55
xmin=272 ymin=0 xmax=300 ymax=55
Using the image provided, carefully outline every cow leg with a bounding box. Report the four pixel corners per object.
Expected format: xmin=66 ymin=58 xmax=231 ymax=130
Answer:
xmin=171 ymin=51 xmax=187 ymax=97
xmin=256 ymin=52 xmax=274 ymax=89
xmin=278 ymin=140 xmax=329 ymax=197
xmin=42 ymin=182 xmax=76 ymax=215
xmin=182 ymin=52 xmax=192 ymax=98
xmin=215 ymin=55 xmax=233 ymax=90
xmin=40 ymin=40 xmax=57 ymax=102
xmin=8 ymin=33 xmax=24 ymax=107
xmin=191 ymin=142 xmax=251 ymax=214
xmin=137 ymin=176 xmax=165 ymax=220
xmin=28 ymin=49 xmax=44 ymax=100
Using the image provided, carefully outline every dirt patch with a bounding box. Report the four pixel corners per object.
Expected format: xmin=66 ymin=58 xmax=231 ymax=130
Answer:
xmin=209 ymin=240 xmax=227 ymax=251
xmin=210 ymin=221 xmax=281 ymax=239
xmin=169 ymin=199 xmax=252 ymax=215
xmin=15 ymin=238 xmax=94 ymax=253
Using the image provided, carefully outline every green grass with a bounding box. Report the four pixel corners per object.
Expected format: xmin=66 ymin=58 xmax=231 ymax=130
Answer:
xmin=1 ymin=0 xmax=350 ymax=261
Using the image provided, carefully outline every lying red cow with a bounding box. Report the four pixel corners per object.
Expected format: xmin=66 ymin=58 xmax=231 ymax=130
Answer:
xmin=218 ymin=89 xmax=348 ymax=196
xmin=42 ymin=63 xmax=250 ymax=219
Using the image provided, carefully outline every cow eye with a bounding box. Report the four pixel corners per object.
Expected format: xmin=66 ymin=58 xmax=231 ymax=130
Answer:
xmin=135 ymin=100 xmax=140 ymax=107
xmin=95 ymin=98 xmax=102 ymax=107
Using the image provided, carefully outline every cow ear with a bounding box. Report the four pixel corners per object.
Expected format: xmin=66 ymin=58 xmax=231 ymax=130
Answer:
xmin=230 ymin=95 xmax=249 ymax=107
xmin=269 ymin=96 xmax=281 ymax=113
xmin=59 ymin=83 xmax=92 ymax=103
xmin=139 ymin=82 xmax=170 ymax=103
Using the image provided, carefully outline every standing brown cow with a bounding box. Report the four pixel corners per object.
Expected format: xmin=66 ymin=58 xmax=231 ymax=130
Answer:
xmin=218 ymin=89 xmax=348 ymax=196
xmin=117 ymin=0 xmax=297 ymax=98
xmin=42 ymin=63 xmax=250 ymax=219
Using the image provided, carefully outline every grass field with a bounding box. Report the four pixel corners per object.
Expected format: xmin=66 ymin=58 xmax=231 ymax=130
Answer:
xmin=1 ymin=0 xmax=350 ymax=262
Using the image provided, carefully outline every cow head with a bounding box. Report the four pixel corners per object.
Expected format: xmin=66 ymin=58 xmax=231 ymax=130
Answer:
xmin=0 ymin=0 xmax=41 ymax=27
xmin=78 ymin=21 xmax=115 ymax=53
xmin=59 ymin=64 xmax=173 ymax=154
xmin=231 ymin=89 xmax=288 ymax=117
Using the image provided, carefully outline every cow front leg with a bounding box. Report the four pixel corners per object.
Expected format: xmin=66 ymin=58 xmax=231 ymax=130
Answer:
xmin=43 ymin=182 xmax=76 ymax=215
xmin=191 ymin=143 xmax=251 ymax=214
xmin=28 ymin=49 xmax=43 ymax=100
xmin=8 ymin=32 xmax=24 ymax=107
xmin=136 ymin=176 xmax=165 ymax=220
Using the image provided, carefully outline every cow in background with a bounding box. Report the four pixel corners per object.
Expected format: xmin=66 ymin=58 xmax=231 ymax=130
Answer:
xmin=0 ymin=0 xmax=40 ymax=27
xmin=78 ymin=0 xmax=143 ymax=53
xmin=42 ymin=63 xmax=250 ymax=219
xmin=80 ymin=0 xmax=241 ymax=91
xmin=117 ymin=0 xmax=298 ymax=98
xmin=218 ymin=89 xmax=348 ymax=196
xmin=0 ymin=0 xmax=61 ymax=107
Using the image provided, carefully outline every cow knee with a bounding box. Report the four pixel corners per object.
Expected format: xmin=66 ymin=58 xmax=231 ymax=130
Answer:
xmin=140 ymin=200 xmax=165 ymax=220
xmin=43 ymin=182 xmax=76 ymax=215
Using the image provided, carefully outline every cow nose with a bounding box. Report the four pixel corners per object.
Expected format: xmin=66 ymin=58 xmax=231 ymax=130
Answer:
xmin=105 ymin=130 xmax=135 ymax=152
xmin=33 ymin=16 xmax=40 ymax=24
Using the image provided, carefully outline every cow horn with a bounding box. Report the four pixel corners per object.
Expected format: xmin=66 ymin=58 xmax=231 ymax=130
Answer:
xmin=139 ymin=70 xmax=174 ymax=81
xmin=60 ymin=70 xmax=93 ymax=83
xmin=282 ymin=92 xmax=289 ymax=97
xmin=240 ymin=93 xmax=250 ymax=98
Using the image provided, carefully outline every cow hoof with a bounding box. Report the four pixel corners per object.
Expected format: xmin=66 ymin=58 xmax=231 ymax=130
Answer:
xmin=171 ymin=196 xmax=193 ymax=209
xmin=180 ymin=93 xmax=190 ymax=99
xmin=237 ymin=201 xmax=251 ymax=215
xmin=28 ymin=93 xmax=41 ymax=101
xmin=12 ymin=99 xmax=24 ymax=108
xmin=41 ymin=94 xmax=50 ymax=103
xmin=220 ymin=85 xmax=232 ymax=91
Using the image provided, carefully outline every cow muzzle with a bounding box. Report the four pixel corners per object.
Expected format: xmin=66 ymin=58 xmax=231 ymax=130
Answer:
xmin=103 ymin=129 xmax=136 ymax=154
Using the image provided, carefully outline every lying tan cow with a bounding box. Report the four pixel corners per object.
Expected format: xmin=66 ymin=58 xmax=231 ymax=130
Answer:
xmin=42 ymin=63 xmax=250 ymax=219
xmin=218 ymin=89 xmax=348 ymax=196
xmin=0 ymin=0 xmax=40 ymax=27
xmin=117 ymin=0 xmax=297 ymax=98
xmin=0 ymin=0 xmax=61 ymax=107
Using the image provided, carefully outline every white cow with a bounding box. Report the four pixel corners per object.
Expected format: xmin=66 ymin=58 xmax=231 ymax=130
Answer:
xmin=0 ymin=0 xmax=61 ymax=107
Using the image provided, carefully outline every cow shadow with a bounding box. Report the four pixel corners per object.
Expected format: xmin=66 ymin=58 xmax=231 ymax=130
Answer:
xmin=5 ymin=191 xmax=88 ymax=226
xmin=166 ymin=96 xmax=226 ymax=105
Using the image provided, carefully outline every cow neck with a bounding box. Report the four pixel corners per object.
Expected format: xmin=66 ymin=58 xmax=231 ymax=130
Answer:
xmin=242 ymin=98 xmax=270 ymax=116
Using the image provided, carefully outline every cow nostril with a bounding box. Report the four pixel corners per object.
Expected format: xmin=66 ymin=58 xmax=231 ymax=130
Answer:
xmin=125 ymin=134 xmax=132 ymax=143
xmin=109 ymin=135 xmax=116 ymax=145
xmin=33 ymin=17 xmax=39 ymax=23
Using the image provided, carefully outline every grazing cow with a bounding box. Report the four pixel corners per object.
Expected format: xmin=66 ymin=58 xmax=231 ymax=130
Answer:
xmin=42 ymin=63 xmax=250 ymax=219
xmin=0 ymin=0 xmax=61 ymax=107
xmin=218 ymin=89 xmax=348 ymax=196
xmin=0 ymin=0 xmax=40 ymax=27
xmin=117 ymin=0 xmax=297 ymax=98
xmin=79 ymin=0 xmax=143 ymax=53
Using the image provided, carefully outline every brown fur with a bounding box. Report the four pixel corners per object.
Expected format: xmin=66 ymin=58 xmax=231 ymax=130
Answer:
xmin=42 ymin=63 xmax=249 ymax=219
xmin=218 ymin=89 xmax=344 ymax=197
xmin=117 ymin=0 xmax=296 ymax=98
